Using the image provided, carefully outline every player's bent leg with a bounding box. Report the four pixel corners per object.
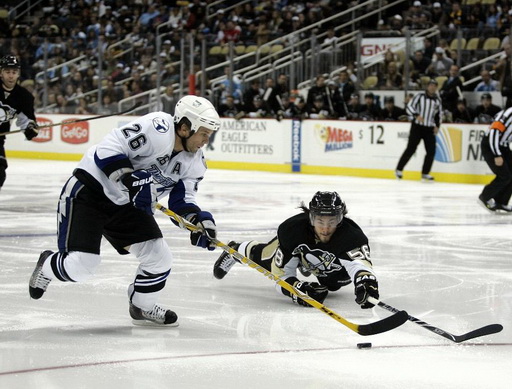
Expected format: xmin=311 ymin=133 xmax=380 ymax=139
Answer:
xmin=128 ymin=238 xmax=177 ymax=326
xmin=29 ymin=251 xmax=101 ymax=299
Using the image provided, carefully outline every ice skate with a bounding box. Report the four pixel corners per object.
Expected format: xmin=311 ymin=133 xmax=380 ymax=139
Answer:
xmin=421 ymin=174 xmax=434 ymax=182
xmin=29 ymin=250 xmax=53 ymax=299
xmin=213 ymin=241 xmax=240 ymax=279
xmin=129 ymin=303 xmax=179 ymax=327
xmin=478 ymin=195 xmax=497 ymax=213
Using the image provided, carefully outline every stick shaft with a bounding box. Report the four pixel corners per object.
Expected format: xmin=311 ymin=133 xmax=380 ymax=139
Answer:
xmin=0 ymin=102 xmax=142 ymax=137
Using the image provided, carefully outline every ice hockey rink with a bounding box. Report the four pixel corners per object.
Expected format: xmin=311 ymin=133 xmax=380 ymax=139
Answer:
xmin=0 ymin=159 xmax=511 ymax=389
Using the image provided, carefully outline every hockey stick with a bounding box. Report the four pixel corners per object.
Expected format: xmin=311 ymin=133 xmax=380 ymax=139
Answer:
xmin=368 ymin=297 xmax=503 ymax=343
xmin=0 ymin=101 xmax=143 ymax=137
xmin=157 ymin=203 xmax=408 ymax=336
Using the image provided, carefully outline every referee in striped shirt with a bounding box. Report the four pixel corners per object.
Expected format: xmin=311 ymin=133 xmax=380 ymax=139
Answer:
xmin=396 ymin=79 xmax=442 ymax=181
xmin=478 ymin=107 xmax=512 ymax=213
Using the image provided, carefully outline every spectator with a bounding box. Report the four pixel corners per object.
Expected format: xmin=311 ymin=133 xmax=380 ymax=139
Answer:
xmin=306 ymin=75 xmax=328 ymax=112
xmin=452 ymin=98 xmax=475 ymax=123
xmin=378 ymin=61 xmax=403 ymax=90
xmin=337 ymin=70 xmax=355 ymax=103
xmin=493 ymin=43 xmax=512 ymax=107
xmin=160 ymin=84 xmax=177 ymax=116
xmin=326 ymin=80 xmax=347 ymax=119
xmin=241 ymin=80 xmax=263 ymax=113
xmin=428 ymin=47 xmax=454 ymax=77
xmin=346 ymin=93 xmax=363 ymax=119
xmin=218 ymin=94 xmax=242 ymax=118
xmin=307 ymin=95 xmax=332 ymax=119
xmin=382 ymin=96 xmax=407 ymax=121
xmin=359 ymin=93 xmax=382 ymax=121
xmin=411 ymin=50 xmax=431 ymax=81
xmin=474 ymin=70 xmax=500 ymax=92
xmin=474 ymin=93 xmax=501 ymax=124
xmin=439 ymin=64 xmax=463 ymax=113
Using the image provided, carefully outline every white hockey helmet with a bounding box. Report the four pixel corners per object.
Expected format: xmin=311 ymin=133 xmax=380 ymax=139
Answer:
xmin=174 ymin=95 xmax=220 ymax=133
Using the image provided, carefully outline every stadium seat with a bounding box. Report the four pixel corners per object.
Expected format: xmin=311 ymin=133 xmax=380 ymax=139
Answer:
xmin=483 ymin=37 xmax=500 ymax=51
xmin=435 ymin=76 xmax=447 ymax=89
xmin=420 ymin=76 xmax=431 ymax=89
xmin=270 ymin=44 xmax=284 ymax=54
xmin=209 ymin=46 xmax=222 ymax=56
xmin=245 ymin=45 xmax=258 ymax=54
xmin=465 ymin=37 xmax=480 ymax=51
xmin=259 ymin=45 xmax=271 ymax=55
xmin=235 ymin=45 xmax=246 ymax=55
xmin=362 ymin=75 xmax=378 ymax=89
xmin=450 ymin=38 xmax=466 ymax=50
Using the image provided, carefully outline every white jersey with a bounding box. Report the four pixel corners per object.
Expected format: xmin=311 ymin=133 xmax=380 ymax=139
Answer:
xmin=76 ymin=111 xmax=206 ymax=208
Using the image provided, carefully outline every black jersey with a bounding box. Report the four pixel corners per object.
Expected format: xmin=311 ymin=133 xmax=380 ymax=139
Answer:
xmin=0 ymin=83 xmax=36 ymax=134
xmin=275 ymin=213 xmax=374 ymax=290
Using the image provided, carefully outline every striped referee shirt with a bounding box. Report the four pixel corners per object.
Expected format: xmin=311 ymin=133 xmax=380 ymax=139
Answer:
xmin=406 ymin=91 xmax=442 ymax=127
xmin=487 ymin=107 xmax=512 ymax=156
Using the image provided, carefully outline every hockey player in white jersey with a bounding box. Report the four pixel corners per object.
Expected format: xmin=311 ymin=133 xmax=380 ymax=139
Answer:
xmin=29 ymin=95 xmax=220 ymax=326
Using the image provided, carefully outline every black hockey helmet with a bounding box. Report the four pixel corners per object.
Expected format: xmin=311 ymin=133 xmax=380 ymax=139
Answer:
xmin=309 ymin=191 xmax=347 ymax=225
xmin=0 ymin=55 xmax=21 ymax=70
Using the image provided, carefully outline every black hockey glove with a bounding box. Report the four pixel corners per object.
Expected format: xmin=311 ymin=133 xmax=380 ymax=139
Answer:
xmin=121 ymin=170 xmax=157 ymax=215
xmin=292 ymin=280 xmax=329 ymax=307
xmin=24 ymin=121 xmax=39 ymax=141
xmin=354 ymin=270 xmax=379 ymax=309
xmin=189 ymin=211 xmax=217 ymax=251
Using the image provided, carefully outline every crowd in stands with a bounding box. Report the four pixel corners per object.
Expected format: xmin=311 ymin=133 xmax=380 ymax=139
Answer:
xmin=0 ymin=0 xmax=512 ymax=123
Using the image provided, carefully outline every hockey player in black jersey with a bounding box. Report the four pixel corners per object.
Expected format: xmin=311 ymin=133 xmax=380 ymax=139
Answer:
xmin=213 ymin=191 xmax=379 ymax=309
xmin=0 ymin=55 xmax=39 ymax=190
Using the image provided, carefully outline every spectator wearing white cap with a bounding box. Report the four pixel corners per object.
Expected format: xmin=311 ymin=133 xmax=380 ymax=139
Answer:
xmin=427 ymin=47 xmax=453 ymax=77
xmin=431 ymin=2 xmax=445 ymax=26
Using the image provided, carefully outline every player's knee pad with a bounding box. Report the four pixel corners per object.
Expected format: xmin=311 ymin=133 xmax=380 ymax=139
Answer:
xmin=238 ymin=240 xmax=261 ymax=259
xmin=130 ymin=238 xmax=173 ymax=274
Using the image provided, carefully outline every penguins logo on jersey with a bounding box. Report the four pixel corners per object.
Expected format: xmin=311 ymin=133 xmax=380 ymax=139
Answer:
xmin=152 ymin=117 xmax=170 ymax=133
xmin=0 ymin=103 xmax=17 ymax=123
xmin=292 ymin=244 xmax=342 ymax=276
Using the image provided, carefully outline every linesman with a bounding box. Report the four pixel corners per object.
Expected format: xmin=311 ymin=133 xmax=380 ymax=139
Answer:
xmin=478 ymin=107 xmax=512 ymax=213
xmin=395 ymin=79 xmax=442 ymax=181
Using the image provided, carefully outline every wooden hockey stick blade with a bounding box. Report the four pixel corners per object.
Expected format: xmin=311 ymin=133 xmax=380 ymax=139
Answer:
xmin=157 ymin=203 xmax=408 ymax=336
xmin=0 ymin=102 xmax=143 ymax=137
xmin=369 ymin=297 xmax=503 ymax=343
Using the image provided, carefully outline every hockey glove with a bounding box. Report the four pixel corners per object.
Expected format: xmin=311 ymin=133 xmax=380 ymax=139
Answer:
xmin=354 ymin=270 xmax=379 ymax=309
xmin=121 ymin=170 xmax=157 ymax=215
xmin=292 ymin=280 xmax=328 ymax=307
xmin=24 ymin=121 xmax=39 ymax=141
xmin=189 ymin=211 xmax=217 ymax=251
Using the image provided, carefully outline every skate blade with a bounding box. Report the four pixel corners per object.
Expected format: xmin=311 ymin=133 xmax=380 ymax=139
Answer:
xmin=131 ymin=319 xmax=179 ymax=328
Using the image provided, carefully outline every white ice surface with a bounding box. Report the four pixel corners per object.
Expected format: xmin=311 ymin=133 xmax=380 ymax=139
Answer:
xmin=0 ymin=160 xmax=511 ymax=389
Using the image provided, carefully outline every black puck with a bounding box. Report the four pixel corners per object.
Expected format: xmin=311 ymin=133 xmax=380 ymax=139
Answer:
xmin=357 ymin=342 xmax=372 ymax=349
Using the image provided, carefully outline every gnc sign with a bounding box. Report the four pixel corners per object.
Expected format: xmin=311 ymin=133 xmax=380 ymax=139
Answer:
xmin=32 ymin=117 xmax=52 ymax=143
xmin=61 ymin=120 xmax=89 ymax=144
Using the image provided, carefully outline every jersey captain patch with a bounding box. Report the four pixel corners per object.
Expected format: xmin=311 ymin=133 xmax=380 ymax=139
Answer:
xmin=152 ymin=117 xmax=170 ymax=133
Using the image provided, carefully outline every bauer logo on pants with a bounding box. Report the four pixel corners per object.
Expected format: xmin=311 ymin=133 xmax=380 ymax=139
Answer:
xmin=61 ymin=120 xmax=89 ymax=144
xmin=32 ymin=118 xmax=52 ymax=143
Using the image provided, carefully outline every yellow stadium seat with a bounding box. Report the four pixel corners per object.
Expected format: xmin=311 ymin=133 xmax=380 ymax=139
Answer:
xmin=450 ymin=38 xmax=466 ymax=50
xmin=435 ymin=76 xmax=447 ymax=89
xmin=270 ymin=44 xmax=284 ymax=54
xmin=245 ymin=45 xmax=258 ymax=54
xmin=465 ymin=37 xmax=480 ymax=51
xmin=209 ymin=46 xmax=222 ymax=55
xmin=362 ymin=75 xmax=378 ymax=89
xmin=483 ymin=37 xmax=500 ymax=51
